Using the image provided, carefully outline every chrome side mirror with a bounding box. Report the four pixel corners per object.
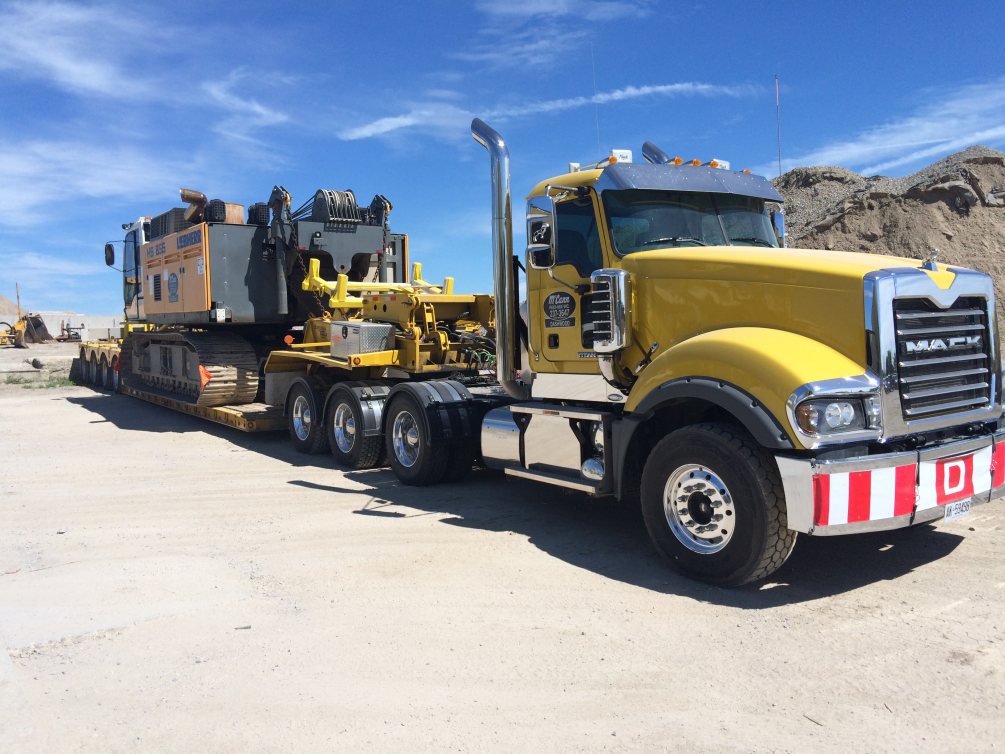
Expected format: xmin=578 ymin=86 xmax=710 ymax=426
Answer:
xmin=526 ymin=194 xmax=555 ymax=269
xmin=771 ymin=208 xmax=786 ymax=248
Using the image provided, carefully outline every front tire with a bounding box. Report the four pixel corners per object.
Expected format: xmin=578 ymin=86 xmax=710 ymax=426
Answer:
xmin=640 ymin=422 xmax=795 ymax=586
xmin=287 ymin=381 xmax=329 ymax=454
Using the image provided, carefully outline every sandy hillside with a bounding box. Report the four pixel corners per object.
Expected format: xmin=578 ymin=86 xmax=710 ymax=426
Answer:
xmin=775 ymin=147 xmax=1005 ymax=314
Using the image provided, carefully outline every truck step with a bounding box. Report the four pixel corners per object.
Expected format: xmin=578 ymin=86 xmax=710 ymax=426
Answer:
xmin=503 ymin=466 xmax=601 ymax=494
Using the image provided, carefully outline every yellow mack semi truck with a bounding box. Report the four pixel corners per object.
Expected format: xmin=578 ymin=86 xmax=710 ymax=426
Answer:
xmin=96 ymin=119 xmax=1005 ymax=585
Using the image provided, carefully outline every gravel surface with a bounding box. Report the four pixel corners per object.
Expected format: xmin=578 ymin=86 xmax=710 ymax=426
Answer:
xmin=2 ymin=386 xmax=1003 ymax=751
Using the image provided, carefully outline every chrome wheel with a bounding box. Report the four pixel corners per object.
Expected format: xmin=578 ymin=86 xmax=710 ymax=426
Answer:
xmin=332 ymin=402 xmax=356 ymax=454
xmin=391 ymin=409 xmax=420 ymax=468
xmin=664 ymin=464 xmax=736 ymax=554
xmin=292 ymin=394 xmax=312 ymax=442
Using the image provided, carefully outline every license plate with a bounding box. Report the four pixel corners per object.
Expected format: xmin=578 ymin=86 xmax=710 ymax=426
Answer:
xmin=943 ymin=497 xmax=972 ymax=523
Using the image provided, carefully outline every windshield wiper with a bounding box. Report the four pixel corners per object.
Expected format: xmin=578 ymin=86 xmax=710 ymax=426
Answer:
xmin=641 ymin=236 xmax=708 ymax=247
xmin=729 ymin=237 xmax=774 ymax=247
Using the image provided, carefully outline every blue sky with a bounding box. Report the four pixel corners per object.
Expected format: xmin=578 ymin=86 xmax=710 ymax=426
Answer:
xmin=1 ymin=0 xmax=1003 ymax=313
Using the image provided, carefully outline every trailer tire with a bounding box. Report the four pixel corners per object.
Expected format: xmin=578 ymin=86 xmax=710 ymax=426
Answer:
xmin=287 ymin=380 xmax=329 ymax=454
xmin=89 ymin=354 xmax=100 ymax=386
xmin=109 ymin=356 xmax=120 ymax=392
xmin=98 ymin=357 xmax=109 ymax=389
xmin=327 ymin=387 xmax=384 ymax=470
xmin=384 ymin=391 xmax=449 ymax=486
xmin=640 ymin=422 xmax=795 ymax=586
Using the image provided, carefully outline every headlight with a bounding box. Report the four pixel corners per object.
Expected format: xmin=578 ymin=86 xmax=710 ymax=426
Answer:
xmin=795 ymin=396 xmax=881 ymax=436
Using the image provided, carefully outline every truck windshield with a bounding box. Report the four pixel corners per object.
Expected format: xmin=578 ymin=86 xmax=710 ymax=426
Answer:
xmin=603 ymin=189 xmax=778 ymax=254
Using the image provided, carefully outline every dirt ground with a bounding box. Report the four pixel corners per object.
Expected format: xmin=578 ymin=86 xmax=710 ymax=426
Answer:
xmin=1 ymin=360 xmax=1003 ymax=751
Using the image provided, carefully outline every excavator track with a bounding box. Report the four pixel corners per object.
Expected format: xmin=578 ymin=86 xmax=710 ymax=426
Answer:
xmin=123 ymin=331 xmax=259 ymax=407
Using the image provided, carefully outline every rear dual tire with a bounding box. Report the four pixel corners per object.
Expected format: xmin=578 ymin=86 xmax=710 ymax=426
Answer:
xmin=327 ymin=388 xmax=384 ymax=470
xmin=287 ymin=381 xmax=330 ymax=454
xmin=384 ymin=392 xmax=473 ymax=486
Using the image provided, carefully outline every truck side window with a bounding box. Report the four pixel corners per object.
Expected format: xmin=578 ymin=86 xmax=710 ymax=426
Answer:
xmin=555 ymin=198 xmax=602 ymax=276
xmin=124 ymin=233 xmax=136 ymax=278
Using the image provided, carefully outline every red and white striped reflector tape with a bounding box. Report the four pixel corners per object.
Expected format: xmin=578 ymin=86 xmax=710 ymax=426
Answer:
xmin=812 ymin=444 xmax=999 ymax=527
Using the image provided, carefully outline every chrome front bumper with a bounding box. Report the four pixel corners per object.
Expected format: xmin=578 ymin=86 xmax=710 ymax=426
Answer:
xmin=776 ymin=430 xmax=1005 ymax=535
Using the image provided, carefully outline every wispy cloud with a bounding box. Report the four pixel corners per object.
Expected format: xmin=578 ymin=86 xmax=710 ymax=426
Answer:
xmin=203 ymin=69 xmax=291 ymax=144
xmin=0 ymin=250 xmax=114 ymax=311
xmin=338 ymin=102 xmax=475 ymax=141
xmin=0 ymin=1 xmax=151 ymax=97
xmin=768 ymin=76 xmax=1005 ymax=177
xmin=475 ymin=0 xmax=649 ymax=22
xmin=496 ymin=82 xmax=757 ymax=119
xmin=456 ymin=1 xmax=649 ymax=70
xmin=451 ymin=26 xmax=589 ymax=69
xmin=0 ymin=136 xmax=193 ymax=225
xmin=338 ymin=81 xmax=754 ymax=141
xmin=0 ymin=250 xmax=99 ymax=278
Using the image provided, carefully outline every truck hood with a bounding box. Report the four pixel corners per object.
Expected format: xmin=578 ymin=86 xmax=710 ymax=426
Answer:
xmin=621 ymin=245 xmax=953 ymax=290
xmin=618 ymin=245 xmax=958 ymax=372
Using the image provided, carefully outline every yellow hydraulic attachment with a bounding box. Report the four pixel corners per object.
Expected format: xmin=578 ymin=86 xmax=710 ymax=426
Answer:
xmin=301 ymin=259 xmax=455 ymax=312
xmin=267 ymin=260 xmax=494 ymax=377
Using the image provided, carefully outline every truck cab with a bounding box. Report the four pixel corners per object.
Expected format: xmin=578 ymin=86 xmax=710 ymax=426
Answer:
xmin=522 ymin=156 xmax=783 ymax=402
xmin=471 ymin=119 xmax=1004 ymax=584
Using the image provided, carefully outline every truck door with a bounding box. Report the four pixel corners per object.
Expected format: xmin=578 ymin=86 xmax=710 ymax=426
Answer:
xmin=529 ymin=194 xmax=606 ymax=371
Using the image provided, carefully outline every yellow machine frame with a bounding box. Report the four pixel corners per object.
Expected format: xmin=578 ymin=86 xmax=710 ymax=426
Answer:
xmin=264 ymin=261 xmax=495 ymax=377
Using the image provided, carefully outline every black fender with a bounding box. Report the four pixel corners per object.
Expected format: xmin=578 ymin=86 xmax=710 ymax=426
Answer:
xmin=385 ymin=380 xmax=487 ymax=446
xmin=323 ymin=381 xmax=391 ymax=438
xmin=284 ymin=375 xmax=328 ymax=416
xmin=612 ymin=377 xmax=793 ymax=500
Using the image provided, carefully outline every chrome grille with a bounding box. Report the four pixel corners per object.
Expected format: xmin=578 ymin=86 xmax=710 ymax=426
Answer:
xmin=894 ymin=297 xmax=991 ymax=419
xmin=589 ymin=276 xmax=613 ymax=345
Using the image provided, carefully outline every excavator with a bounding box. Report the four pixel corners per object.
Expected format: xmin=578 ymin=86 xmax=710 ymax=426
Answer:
xmin=103 ymin=184 xmax=407 ymax=406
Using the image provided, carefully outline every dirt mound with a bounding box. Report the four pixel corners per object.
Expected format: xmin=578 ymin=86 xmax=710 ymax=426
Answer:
xmin=775 ymin=146 xmax=1005 ymax=315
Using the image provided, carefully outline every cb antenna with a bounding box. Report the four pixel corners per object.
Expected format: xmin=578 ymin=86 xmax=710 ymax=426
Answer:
xmin=775 ymin=74 xmax=783 ymax=178
xmin=591 ymin=41 xmax=601 ymax=154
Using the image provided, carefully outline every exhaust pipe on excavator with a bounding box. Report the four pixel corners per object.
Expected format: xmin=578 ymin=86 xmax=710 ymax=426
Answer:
xmin=471 ymin=118 xmax=530 ymax=400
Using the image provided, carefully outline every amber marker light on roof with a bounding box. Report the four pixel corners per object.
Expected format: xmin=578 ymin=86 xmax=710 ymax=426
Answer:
xmin=708 ymin=160 xmax=719 ymax=168
xmin=672 ymin=157 xmax=683 ymax=165
xmin=742 ymin=169 xmax=752 ymax=174
xmin=690 ymin=159 xmax=701 ymax=166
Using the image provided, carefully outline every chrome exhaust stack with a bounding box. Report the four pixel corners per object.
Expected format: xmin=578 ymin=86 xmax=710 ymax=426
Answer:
xmin=471 ymin=118 xmax=530 ymax=400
